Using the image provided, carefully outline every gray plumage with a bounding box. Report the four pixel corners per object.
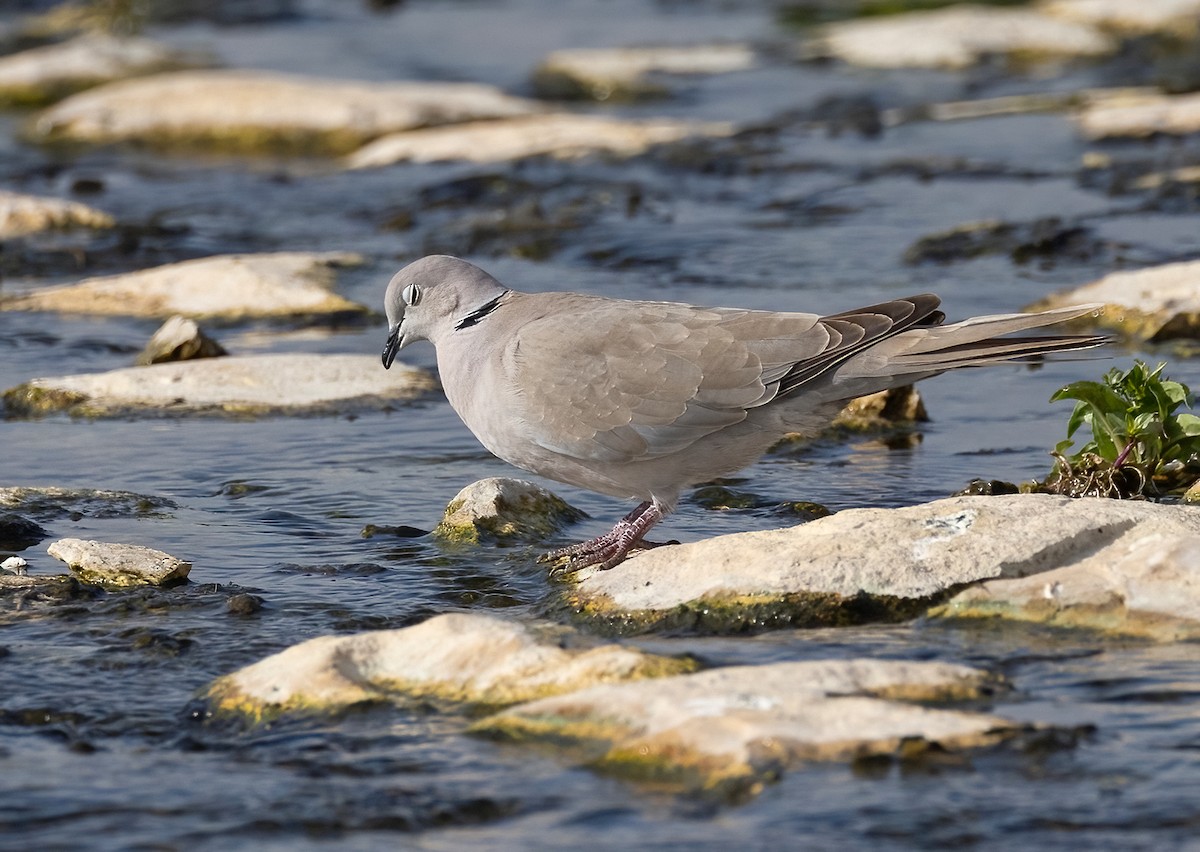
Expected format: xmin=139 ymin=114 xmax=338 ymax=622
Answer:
xmin=382 ymin=254 xmax=1104 ymax=571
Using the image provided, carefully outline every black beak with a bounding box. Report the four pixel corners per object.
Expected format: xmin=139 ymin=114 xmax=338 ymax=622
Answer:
xmin=382 ymin=327 xmax=401 ymax=369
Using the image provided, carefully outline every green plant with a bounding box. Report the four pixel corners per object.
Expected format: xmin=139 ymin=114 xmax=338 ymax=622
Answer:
xmin=1043 ymin=361 xmax=1200 ymax=498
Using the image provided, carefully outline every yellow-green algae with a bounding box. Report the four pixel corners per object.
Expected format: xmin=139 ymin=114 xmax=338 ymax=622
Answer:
xmin=930 ymin=595 xmax=1200 ymax=642
xmin=434 ymin=490 xmax=585 ymax=544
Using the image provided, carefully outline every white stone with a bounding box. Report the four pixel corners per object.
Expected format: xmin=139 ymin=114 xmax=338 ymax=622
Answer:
xmin=1041 ymin=0 xmax=1200 ymax=35
xmin=5 ymin=353 xmax=438 ymax=416
xmin=346 ymin=113 xmax=734 ymax=168
xmin=47 ymin=538 xmax=191 ymax=586
xmin=1 ymin=556 xmax=28 ymax=575
xmin=0 ymin=34 xmax=192 ymax=103
xmin=1 ymin=251 xmax=364 ymax=320
xmin=1076 ymin=91 xmax=1200 ymax=139
xmin=33 ymin=69 xmax=540 ymax=150
xmin=811 ymin=5 xmax=1114 ymax=69
xmin=534 ymin=44 xmax=756 ymax=99
xmin=0 ymin=189 xmax=114 ymax=238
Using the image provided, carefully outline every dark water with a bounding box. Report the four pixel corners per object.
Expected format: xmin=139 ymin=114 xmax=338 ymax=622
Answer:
xmin=3 ymin=1 xmax=1200 ymax=848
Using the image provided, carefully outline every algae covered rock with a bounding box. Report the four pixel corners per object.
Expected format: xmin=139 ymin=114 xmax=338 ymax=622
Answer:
xmin=346 ymin=113 xmax=735 ymax=168
xmin=433 ymin=477 xmax=585 ymax=544
xmin=0 ymin=486 xmax=176 ymax=521
xmin=1 ymin=251 xmax=365 ymax=321
xmin=475 ymin=659 xmax=1020 ymax=795
xmin=47 ymin=537 xmax=191 ymax=587
xmin=1028 ymin=259 xmax=1200 ymax=343
xmin=0 ymin=190 xmax=114 ymax=238
xmin=204 ymin=611 xmax=695 ymax=722
xmin=31 ymin=69 xmax=540 ymax=154
xmin=566 ymin=494 xmax=1200 ymax=634
xmin=135 ymin=315 xmax=228 ymax=366
xmin=3 ymin=353 xmax=438 ymax=417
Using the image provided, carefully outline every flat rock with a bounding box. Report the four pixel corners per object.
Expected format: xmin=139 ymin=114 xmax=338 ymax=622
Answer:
xmin=205 ymin=611 xmax=695 ymax=722
xmin=47 ymin=537 xmax=191 ymax=587
xmin=1041 ymin=0 xmax=1200 ymax=35
xmin=0 ymin=486 xmax=176 ymax=520
xmin=808 ymin=5 xmax=1114 ymax=69
xmin=1075 ymin=91 xmax=1200 ymax=140
xmin=433 ymin=477 xmax=585 ymax=544
xmin=3 ymin=353 xmax=438 ymax=417
xmin=0 ymin=190 xmax=114 ymax=238
xmin=532 ymin=44 xmax=756 ymax=100
xmin=0 ymin=34 xmax=197 ymax=106
xmin=476 ymin=659 xmax=1020 ymax=795
xmin=31 ymin=69 xmax=541 ymax=154
xmin=1 ymin=251 xmax=365 ymax=321
xmin=1028 ymin=259 xmax=1200 ymax=342
xmin=136 ymin=315 xmax=228 ymax=365
xmin=566 ymin=494 xmax=1200 ymax=633
xmin=345 ymin=113 xmax=734 ymax=168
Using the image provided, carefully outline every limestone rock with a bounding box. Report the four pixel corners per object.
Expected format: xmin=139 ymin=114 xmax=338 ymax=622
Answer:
xmin=205 ymin=612 xmax=695 ymax=722
xmin=0 ymin=34 xmax=197 ymax=106
xmin=3 ymin=353 xmax=438 ymax=417
xmin=1 ymin=251 xmax=365 ymax=321
xmin=31 ymin=69 xmax=540 ymax=154
xmin=0 ymin=190 xmax=114 ymax=238
xmin=345 ymin=113 xmax=735 ymax=168
xmin=476 ymin=659 xmax=1020 ymax=795
xmin=532 ymin=44 xmax=756 ymax=100
xmin=808 ymin=5 xmax=1114 ymax=70
xmin=566 ymin=494 xmax=1200 ymax=633
xmin=1041 ymin=0 xmax=1200 ymax=36
xmin=1076 ymin=91 xmax=1200 ymax=140
xmin=136 ymin=315 xmax=228 ymax=365
xmin=47 ymin=538 xmax=191 ymax=587
xmin=1028 ymin=259 xmax=1200 ymax=342
xmin=932 ymin=530 xmax=1200 ymax=641
xmin=1 ymin=556 xmax=29 ymax=575
xmin=433 ymin=477 xmax=585 ymax=544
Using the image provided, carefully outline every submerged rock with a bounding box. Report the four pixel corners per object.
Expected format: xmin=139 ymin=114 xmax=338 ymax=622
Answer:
xmin=47 ymin=538 xmax=191 ymax=587
xmin=1028 ymin=259 xmax=1200 ymax=342
xmin=31 ymin=69 xmax=540 ymax=154
xmin=346 ymin=113 xmax=735 ymax=168
xmin=905 ymin=217 xmax=1099 ymax=265
xmin=476 ymin=659 xmax=1020 ymax=796
xmin=0 ymin=190 xmax=115 ymax=238
xmin=532 ymin=44 xmax=756 ymax=101
xmin=565 ymin=494 xmax=1200 ymax=634
xmin=1076 ymin=91 xmax=1200 ymax=139
xmin=135 ymin=315 xmax=228 ymax=366
xmin=433 ymin=478 xmax=585 ymax=544
xmin=205 ymin=612 xmax=695 ymax=722
xmin=0 ymin=34 xmax=199 ymax=106
xmin=0 ymin=486 xmax=176 ymax=521
xmin=807 ymin=6 xmax=1114 ymax=70
xmin=0 ymin=251 xmax=365 ymax=321
xmin=0 ymin=515 xmax=49 ymax=551
xmin=3 ymin=353 xmax=438 ymax=417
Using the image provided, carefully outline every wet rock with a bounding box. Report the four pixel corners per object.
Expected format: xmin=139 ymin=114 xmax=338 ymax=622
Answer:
xmin=905 ymin=218 xmax=1099 ymax=265
xmin=1028 ymin=259 xmax=1200 ymax=342
xmin=346 ymin=113 xmax=734 ymax=168
xmin=932 ymin=528 xmax=1200 ymax=641
xmin=0 ymin=190 xmax=115 ymax=238
xmin=1076 ymin=91 xmax=1200 ymax=140
xmin=3 ymin=353 xmax=438 ymax=417
xmin=1041 ymin=0 xmax=1200 ymax=36
xmin=565 ymin=494 xmax=1200 ymax=634
xmin=135 ymin=315 xmax=228 ymax=366
xmin=0 ymin=515 xmax=49 ymax=551
xmin=0 ymin=486 xmax=176 ymax=521
xmin=0 ymin=251 xmax=366 ymax=321
xmin=831 ymin=386 xmax=928 ymax=430
xmin=1 ymin=556 xmax=29 ymax=575
xmin=806 ymin=6 xmax=1114 ymax=70
xmin=0 ymin=34 xmax=199 ymax=107
xmin=204 ymin=612 xmax=695 ymax=722
xmin=433 ymin=478 xmax=585 ymax=544
xmin=531 ymin=44 xmax=756 ymax=101
xmin=953 ymin=479 xmax=1021 ymax=497
xmin=475 ymin=659 xmax=1020 ymax=796
xmin=31 ymin=69 xmax=540 ymax=154
xmin=47 ymin=538 xmax=191 ymax=587
xmin=886 ymin=86 xmax=1157 ymax=126
xmin=225 ymin=592 xmax=263 ymax=616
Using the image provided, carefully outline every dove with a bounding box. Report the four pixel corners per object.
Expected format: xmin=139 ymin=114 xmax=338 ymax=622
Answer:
xmin=381 ymin=255 xmax=1104 ymax=572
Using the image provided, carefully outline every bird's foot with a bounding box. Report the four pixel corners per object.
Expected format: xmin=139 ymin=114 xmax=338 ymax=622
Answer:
xmin=541 ymin=500 xmax=665 ymax=576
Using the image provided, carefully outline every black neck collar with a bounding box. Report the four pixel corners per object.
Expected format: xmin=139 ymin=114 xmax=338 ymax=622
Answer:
xmin=455 ymin=291 xmax=508 ymax=330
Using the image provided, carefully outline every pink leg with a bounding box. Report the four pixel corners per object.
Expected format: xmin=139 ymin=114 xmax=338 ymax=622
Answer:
xmin=543 ymin=500 xmax=665 ymax=574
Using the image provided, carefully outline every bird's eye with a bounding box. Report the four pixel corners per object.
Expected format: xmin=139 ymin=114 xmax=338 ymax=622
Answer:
xmin=402 ymin=283 xmax=421 ymax=306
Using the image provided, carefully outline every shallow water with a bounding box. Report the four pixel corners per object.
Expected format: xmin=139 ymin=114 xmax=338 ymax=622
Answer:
xmin=4 ymin=1 xmax=1200 ymax=848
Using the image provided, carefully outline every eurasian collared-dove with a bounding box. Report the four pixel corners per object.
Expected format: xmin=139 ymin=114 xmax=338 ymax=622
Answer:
xmin=382 ymin=255 xmax=1104 ymax=572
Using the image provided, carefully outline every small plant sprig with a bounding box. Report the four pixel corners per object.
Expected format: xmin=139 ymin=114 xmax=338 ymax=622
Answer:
xmin=1043 ymin=360 xmax=1200 ymax=499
